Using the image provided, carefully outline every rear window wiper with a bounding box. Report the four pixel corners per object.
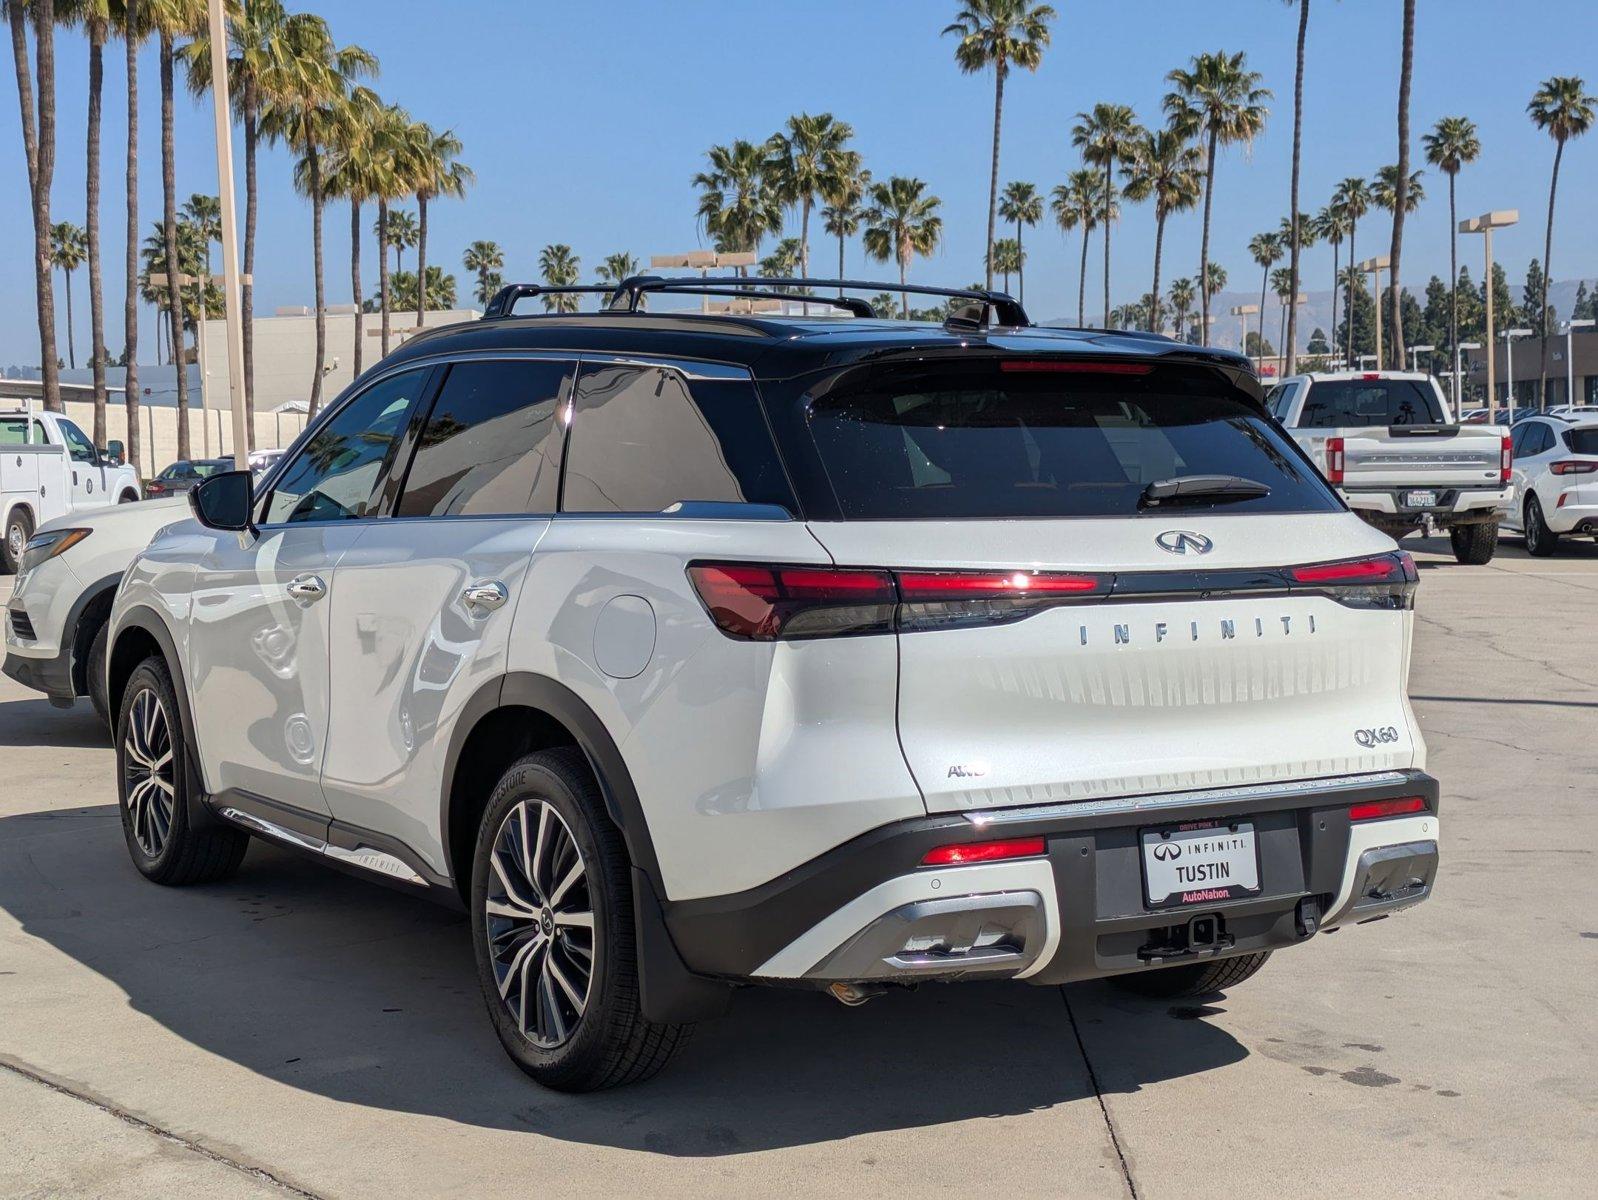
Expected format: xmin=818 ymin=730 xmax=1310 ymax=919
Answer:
xmin=1139 ymin=474 xmax=1271 ymax=508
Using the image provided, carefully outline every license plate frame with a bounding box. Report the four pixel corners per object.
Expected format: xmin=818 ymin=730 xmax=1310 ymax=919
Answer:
xmin=1402 ymin=489 xmax=1439 ymax=508
xmin=1139 ymin=819 xmax=1262 ymax=909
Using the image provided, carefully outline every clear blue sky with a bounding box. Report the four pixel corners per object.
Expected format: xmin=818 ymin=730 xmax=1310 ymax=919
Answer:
xmin=4 ymin=0 xmax=1597 ymax=365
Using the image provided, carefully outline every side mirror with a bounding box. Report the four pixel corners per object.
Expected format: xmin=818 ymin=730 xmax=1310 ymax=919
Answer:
xmin=190 ymin=470 xmax=255 ymax=533
xmin=104 ymin=439 xmax=125 ymax=466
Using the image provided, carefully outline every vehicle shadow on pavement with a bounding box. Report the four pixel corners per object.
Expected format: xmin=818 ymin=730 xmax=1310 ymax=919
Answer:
xmin=0 ymin=804 xmax=1248 ymax=1155
xmin=0 ymin=697 xmax=108 ymax=748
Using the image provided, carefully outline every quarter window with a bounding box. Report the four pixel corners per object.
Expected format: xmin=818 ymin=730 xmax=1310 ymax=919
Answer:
xmin=264 ymin=369 xmax=428 ymax=524
xmin=396 ymin=359 xmax=570 ymax=517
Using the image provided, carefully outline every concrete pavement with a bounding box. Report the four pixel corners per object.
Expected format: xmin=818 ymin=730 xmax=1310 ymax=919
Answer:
xmin=1 ymin=538 xmax=1594 ymax=1199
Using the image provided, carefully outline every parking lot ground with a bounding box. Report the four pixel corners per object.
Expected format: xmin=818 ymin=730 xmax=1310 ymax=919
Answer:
xmin=2 ymin=535 xmax=1595 ymax=1200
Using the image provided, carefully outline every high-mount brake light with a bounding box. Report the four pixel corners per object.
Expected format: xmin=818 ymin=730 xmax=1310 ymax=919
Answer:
xmin=1287 ymin=552 xmax=1417 ymax=611
xmin=1362 ymin=373 xmax=1382 ymax=381
xmin=1501 ymin=434 xmax=1513 ymax=484
xmin=1549 ymin=459 xmax=1598 ymax=475
xmin=998 ymin=360 xmax=1153 ymax=375
xmin=1325 ymin=436 xmax=1346 ymax=484
xmin=920 ymin=837 xmax=1047 ymax=866
xmin=1349 ymin=796 xmax=1427 ymax=822
xmin=686 ymin=564 xmax=896 ymax=641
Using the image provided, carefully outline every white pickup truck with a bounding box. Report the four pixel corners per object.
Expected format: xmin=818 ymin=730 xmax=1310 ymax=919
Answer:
xmin=2 ymin=403 xmax=143 ymax=572
xmin=1268 ymin=371 xmax=1512 ymax=564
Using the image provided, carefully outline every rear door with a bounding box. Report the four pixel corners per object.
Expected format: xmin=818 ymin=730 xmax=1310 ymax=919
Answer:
xmin=800 ymin=357 xmax=1421 ymax=814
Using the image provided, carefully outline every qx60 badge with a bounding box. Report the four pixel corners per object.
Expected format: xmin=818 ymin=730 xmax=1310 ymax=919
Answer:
xmin=1156 ymin=530 xmax=1213 ymax=555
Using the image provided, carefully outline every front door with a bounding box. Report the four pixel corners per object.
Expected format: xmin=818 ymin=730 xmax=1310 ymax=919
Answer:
xmin=57 ymin=417 xmax=109 ymax=510
xmin=185 ymin=367 xmax=433 ymax=816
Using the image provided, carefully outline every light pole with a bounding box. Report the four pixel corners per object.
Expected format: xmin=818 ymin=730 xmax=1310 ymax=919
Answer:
xmin=1230 ymin=304 xmax=1259 ymax=357
xmin=1459 ymin=210 xmax=1519 ymax=420
xmin=1357 ymin=256 xmax=1391 ymax=369
xmin=1455 ymin=341 xmax=1482 ymax=411
xmin=1561 ymin=318 xmax=1594 ymax=407
xmin=1409 ymin=343 xmax=1435 ymax=374
xmin=1503 ymin=327 xmax=1532 ymax=415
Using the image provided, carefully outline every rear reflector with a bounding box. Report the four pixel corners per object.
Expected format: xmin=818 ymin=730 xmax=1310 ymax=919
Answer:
xmin=1325 ymin=435 xmax=1345 ymax=484
xmin=998 ymin=359 xmax=1153 ymax=375
xmin=920 ymin=836 xmax=1047 ymax=866
xmin=1550 ymin=459 xmax=1598 ymax=475
xmin=1349 ymin=796 xmax=1427 ymax=822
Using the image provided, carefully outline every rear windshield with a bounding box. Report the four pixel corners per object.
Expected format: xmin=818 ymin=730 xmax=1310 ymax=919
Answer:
xmin=1564 ymin=427 xmax=1598 ymax=455
xmin=1298 ymin=379 xmax=1444 ymax=428
xmin=806 ymin=361 xmax=1340 ymax=519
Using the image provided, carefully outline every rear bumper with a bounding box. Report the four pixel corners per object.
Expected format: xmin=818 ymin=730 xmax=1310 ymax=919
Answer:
xmin=1545 ymin=500 xmax=1598 ymax=535
xmin=1342 ymin=486 xmax=1509 ymax=524
xmin=663 ymin=770 xmax=1440 ymax=986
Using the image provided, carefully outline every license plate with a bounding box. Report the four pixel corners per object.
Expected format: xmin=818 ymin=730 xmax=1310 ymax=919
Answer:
xmin=1140 ymin=820 xmax=1261 ymax=908
xmin=1403 ymin=489 xmax=1438 ymax=508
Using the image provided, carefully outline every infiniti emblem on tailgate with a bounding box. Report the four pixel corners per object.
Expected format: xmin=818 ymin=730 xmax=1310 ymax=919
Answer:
xmin=1155 ymin=530 xmax=1213 ymax=555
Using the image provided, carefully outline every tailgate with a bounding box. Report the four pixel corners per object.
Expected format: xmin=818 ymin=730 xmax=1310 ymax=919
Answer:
xmin=1329 ymin=426 xmax=1506 ymax=490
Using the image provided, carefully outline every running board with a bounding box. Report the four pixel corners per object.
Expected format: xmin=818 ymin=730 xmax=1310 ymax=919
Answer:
xmin=210 ymin=789 xmax=438 ymax=890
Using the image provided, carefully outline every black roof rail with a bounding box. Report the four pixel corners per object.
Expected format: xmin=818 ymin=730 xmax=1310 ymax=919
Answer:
xmin=482 ymin=283 xmax=620 ymax=318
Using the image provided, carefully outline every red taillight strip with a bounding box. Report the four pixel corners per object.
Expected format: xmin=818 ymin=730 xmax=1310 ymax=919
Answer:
xmin=998 ymin=359 xmax=1153 ymax=375
xmin=921 ymin=836 xmax=1046 ymax=866
xmin=1325 ymin=435 xmax=1346 ymax=485
xmin=896 ymin=569 xmax=1107 ymax=599
xmin=1349 ymin=796 xmax=1427 ymax=822
xmin=1288 ymin=554 xmax=1410 ymax=584
xmin=1550 ymin=459 xmax=1598 ymax=475
xmin=1501 ymin=434 xmax=1513 ymax=484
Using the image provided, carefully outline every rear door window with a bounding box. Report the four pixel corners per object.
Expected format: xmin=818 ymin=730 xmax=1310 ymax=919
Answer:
xmin=1563 ymin=427 xmax=1598 ymax=455
xmin=561 ymin=363 xmax=794 ymax=514
xmin=806 ymin=360 xmax=1339 ymax=519
xmin=1298 ymin=379 xmax=1444 ymax=427
xmin=395 ymin=358 xmax=571 ymax=517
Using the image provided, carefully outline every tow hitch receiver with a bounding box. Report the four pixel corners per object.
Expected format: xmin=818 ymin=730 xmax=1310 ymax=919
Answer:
xmin=1137 ymin=913 xmax=1235 ymax=964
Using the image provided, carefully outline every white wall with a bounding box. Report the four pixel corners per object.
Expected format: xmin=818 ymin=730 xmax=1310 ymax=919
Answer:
xmin=59 ymin=399 xmax=310 ymax=479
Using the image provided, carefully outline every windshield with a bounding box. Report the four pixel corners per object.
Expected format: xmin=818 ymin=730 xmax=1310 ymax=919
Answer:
xmin=807 ymin=361 xmax=1340 ymax=519
xmin=1298 ymin=378 xmax=1445 ymax=428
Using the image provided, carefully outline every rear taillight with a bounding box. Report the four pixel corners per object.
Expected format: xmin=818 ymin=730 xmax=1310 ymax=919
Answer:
xmin=896 ymin=568 xmax=1109 ymax=632
xmin=686 ymin=563 xmax=896 ymax=641
xmin=1288 ymin=552 xmax=1417 ymax=610
xmin=1325 ymin=436 xmax=1345 ymax=484
xmin=1501 ymin=434 xmax=1513 ymax=484
xmin=1349 ymin=796 xmax=1427 ymax=822
xmin=1550 ymin=459 xmax=1598 ymax=475
xmin=920 ymin=836 xmax=1046 ymax=866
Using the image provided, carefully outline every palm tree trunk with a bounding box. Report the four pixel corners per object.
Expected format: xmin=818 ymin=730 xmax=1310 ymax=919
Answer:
xmin=799 ymin=195 xmax=811 ymax=277
xmin=1258 ymin=267 xmax=1269 ymax=353
xmin=1285 ymin=0 xmax=1309 ymax=374
xmin=378 ymin=198 xmax=390 ymax=355
xmin=64 ymin=267 xmax=75 ymax=369
xmin=10 ymin=0 xmax=61 ymax=410
xmin=416 ymin=193 xmax=427 ymax=327
xmin=1077 ymin=226 xmax=1090 ymax=326
xmin=308 ymin=149 xmax=325 ymax=416
xmin=87 ymin=20 xmax=107 ymax=444
xmin=1447 ymin=172 xmax=1458 ymax=401
xmin=242 ymin=82 xmax=258 ymax=445
xmin=1149 ymin=211 xmax=1165 ymax=333
xmin=1102 ymin=157 xmax=1113 ymax=327
xmin=1198 ymin=127 xmax=1218 ymax=344
xmin=122 ymin=0 xmax=139 ymax=473
xmin=1329 ymin=238 xmax=1339 ymax=357
xmin=1387 ymin=0 xmax=1415 ymax=371
xmin=984 ymin=58 xmax=1005 ymax=291
xmin=899 ymin=255 xmax=908 ymax=319
xmin=1540 ymin=139 xmax=1562 ymax=408
xmin=1345 ymin=219 xmax=1357 ymax=364
xmin=351 ymin=199 xmax=363 ymax=378
xmin=1015 ymin=218 xmax=1024 ymax=303
xmin=159 ymin=32 xmax=188 ymax=459
xmin=837 ymin=225 xmax=845 ymax=287
xmin=1279 ymin=297 xmax=1288 ymax=361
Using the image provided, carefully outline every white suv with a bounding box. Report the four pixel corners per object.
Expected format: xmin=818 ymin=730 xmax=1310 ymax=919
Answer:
xmin=105 ymin=278 xmax=1441 ymax=1092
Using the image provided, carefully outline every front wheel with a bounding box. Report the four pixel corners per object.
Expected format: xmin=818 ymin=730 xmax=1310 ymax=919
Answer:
xmin=118 ymin=490 xmax=140 ymax=504
xmin=1524 ymin=495 xmax=1559 ymax=557
xmin=1449 ymin=520 xmax=1499 ymax=565
xmin=1109 ymin=951 xmax=1272 ymax=999
xmin=2 ymin=506 xmax=33 ymax=574
xmin=470 ymin=747 xmax=691 ymax=1091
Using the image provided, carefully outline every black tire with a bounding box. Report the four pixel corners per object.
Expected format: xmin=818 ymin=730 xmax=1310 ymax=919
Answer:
xmin=1524 ymin=494 xmax=1559 ymax=557
xmin=1109 ymin=951 xmax=1272 ymax=999
xmin=115 ymin=655 xmax=249 ymax=885
xmin=86 ymin=621 xmax=111 ymax=728
xmin=1449 ymin=521 xmax=1499 ymax=565
xmin=118 ymin=489 xmax=139 ymax=504
xmin=2 ymin=506 xmax=33 ymax=574
xmin=470 ymin=747 xmax=691 ymax=1091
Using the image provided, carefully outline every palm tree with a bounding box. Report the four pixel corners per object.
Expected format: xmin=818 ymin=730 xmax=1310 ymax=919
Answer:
xmin=1373 ymin=164 xmax=1423 ymax=367
xmin=862 ymin=175 xmax=943 ymax=317
xmin=1528 ymin=75 xmax=1596 ymax=403
xmin=594 ymin=251 xmax=637 ymax=287
xmin=1050 ymin=168 xmax=1101 ymax=326
xmin=116 ymin=0 xmax=148 ymax=467
xmin=1168 ymin=276 xmax=1195 ymax=340
xmin=1315 ymin=202 xmax=1351 ymax=357
xmin=943 ymin=0 xmax=1055 ymax=290
xmin=263 ymin=26 xmax=377 ymax=414
xmin=868 ymin=292 xmax=901 ymax=320
xmin=1071 ymin=103 xmax=1142 ymax=326
xmin=318 ymin=84 xmax=381 ymax=378
xmin=8 ymin=0 xmax=62 ymax=410
xmin=1248 ymin=231 xmax=1282 ymax=354
xmin=49 ymin=221 xmax=86 ymax=368
xmin=380 ymin=207 xmax=418 ymax=274
xmin=820 ymin=162 xmax=870 ymax=288
xmin=1165 ymin=50 xmax=1270 ymax=343
xmin=410 ymin=122 xmax=472 ymax=326
xmin=997 ymin=181 xmax=1042 ymax=301
xmin=368 ymin=100 xmax=415 ymax=356
xmin=989 ymin=237 xmax=1022 ymax=292
xmin=538 ymin=244 xmax=580 ymax=313
xmin=181 ymin=192 xmax=220 ymax=273
xmin=60 ymin=1 xmax=111 ymax=438
xmin=694 ymin=139 xmax=783 ymax=255
xmin=463 ymin=239 xmax=505 ymax=306
xmin=1422 ymin=115 xmax=1480 ymax=391
xmin=760 ymin=237 xmax=802 ymax=278
xmin=1272 ymin=265 xmax=1295 ymax=357
xmin=1332 ymin=176 xmax=1372 ymax=365
xmin=1277 ymin=210 xmax=1316 ymax=356
xmin=1386 ymin=0 xmax=1416 ymax=371
xmin=1283 ymin=0 xmax=1311 ymax=374
xmin=1122 ymin=127 xmax=1202 ymax=332
xmin=765 ymin=112 xmax=854 ymax=276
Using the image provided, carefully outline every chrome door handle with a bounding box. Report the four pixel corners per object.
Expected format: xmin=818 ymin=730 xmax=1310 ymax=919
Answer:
xmin=286 ymin=574 xmax=327 ymax=603
xmin=461 ymin=580 xmax=508 ymax=614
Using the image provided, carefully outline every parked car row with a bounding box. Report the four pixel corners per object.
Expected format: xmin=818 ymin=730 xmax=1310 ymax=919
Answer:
xmin=5 ymin=279 xmax=1442 ymax=1093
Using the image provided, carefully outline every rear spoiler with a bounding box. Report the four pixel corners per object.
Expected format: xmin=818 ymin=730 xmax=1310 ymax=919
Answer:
xmin=1386 ymin=424 xmax=1461 ymax=437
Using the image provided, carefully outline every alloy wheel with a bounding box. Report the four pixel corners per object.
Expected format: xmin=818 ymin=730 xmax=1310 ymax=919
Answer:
xmin=123 ymin=687 xmax=176 ymax=857
xmin=6 ymin=522 xmax=23 ymax=562
xmin=1527 ymin=498 xmax=1545 ymax=553
xmin=484 ymin=798 xmax=595 ymax=1048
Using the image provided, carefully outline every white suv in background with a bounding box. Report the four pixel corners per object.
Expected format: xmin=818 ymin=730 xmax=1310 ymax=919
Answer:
xmin=1501 ymin=415 xmax=1598 ymax=555
xmin=104 ymin=278 xmax=1442 ymax=1092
